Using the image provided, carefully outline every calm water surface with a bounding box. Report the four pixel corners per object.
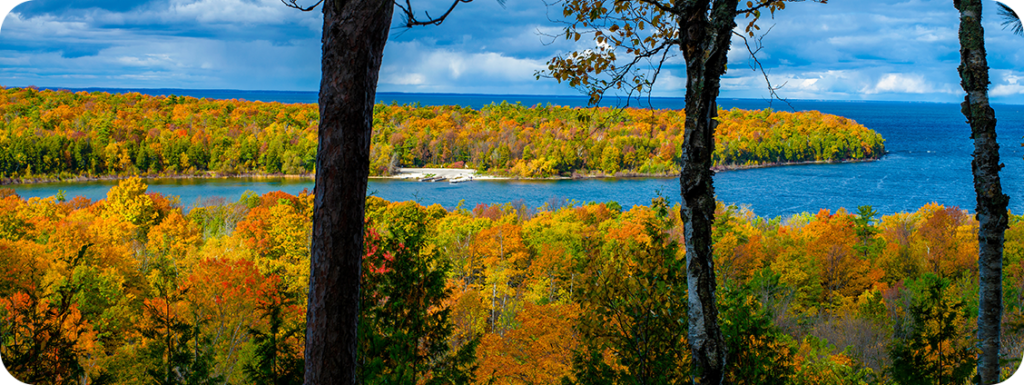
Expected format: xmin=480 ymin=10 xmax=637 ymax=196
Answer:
xmin=13 ymin=93 xmax=1024 ymax=219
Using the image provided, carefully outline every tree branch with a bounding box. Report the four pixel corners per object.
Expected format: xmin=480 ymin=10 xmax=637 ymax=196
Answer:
xmin=280 ymin=0 xmax=324 ymax=12
xmin=633 ymin=0 xmax=679 ymax=15
xmin=998 ymin=2 xmax=1023 ymax=36
xmin=401 ymin=0 xmax=488 ymax=27
xmin=734 ymin=0 xmax=778 ymax=14
xmin=735 ymin=0 xmax=823 ymax=15
xmin=734 ymin=27 xmax=794 ymax=110
xmin=282 ymin=0 xmax=483 ymax=27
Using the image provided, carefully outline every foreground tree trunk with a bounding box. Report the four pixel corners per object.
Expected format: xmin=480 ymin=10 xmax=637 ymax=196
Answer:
xmin=954 ymin=0 xmax=1010 ymax=383
xmin=678 ymin=1 xmax=738 ymax=384
xmin=305 ymin=0 xmax=394 ymax=383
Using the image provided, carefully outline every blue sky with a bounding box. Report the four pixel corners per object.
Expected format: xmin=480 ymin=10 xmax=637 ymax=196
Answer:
xmin=1 ymin=0 xmax=1024 ymax=103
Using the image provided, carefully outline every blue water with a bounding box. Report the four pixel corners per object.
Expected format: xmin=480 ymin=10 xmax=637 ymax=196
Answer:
xmin=12 ymin=91 xmax=1024 ymax=219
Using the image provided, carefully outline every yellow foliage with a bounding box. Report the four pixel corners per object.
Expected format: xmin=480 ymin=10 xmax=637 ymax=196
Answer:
xmin=104 ymin=177 xmax=156 ymax=228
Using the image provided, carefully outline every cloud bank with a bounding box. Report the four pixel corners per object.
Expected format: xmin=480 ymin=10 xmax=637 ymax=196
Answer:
xmin=1 ymin=0 xmax=1024 ymax=103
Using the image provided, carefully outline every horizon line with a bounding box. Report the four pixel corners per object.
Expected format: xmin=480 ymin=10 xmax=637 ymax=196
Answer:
xmin=4 ymin=84 xmax=1017 ymax=106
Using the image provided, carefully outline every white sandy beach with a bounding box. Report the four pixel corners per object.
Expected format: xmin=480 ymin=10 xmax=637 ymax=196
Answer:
xmin=375 ymin=167 xmax=507 ymax=181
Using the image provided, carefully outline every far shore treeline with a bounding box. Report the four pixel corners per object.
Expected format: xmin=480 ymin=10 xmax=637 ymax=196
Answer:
xmin=0 ymin=87 xmax=885 ymax=182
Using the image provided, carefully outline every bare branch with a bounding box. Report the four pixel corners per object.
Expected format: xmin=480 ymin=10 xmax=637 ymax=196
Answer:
xmin=281 ymin=0 xmax=324 ymax=12
xmin=637 ymin=41 xmax=672 ymax=110
xmin=734 ymin=27 xmax=794 ymax=111
xmin=401 ymin=0 xmax=483 ymax=27
xmin=585 ymin=38 xmax=676 ymax=106
xmin=633 ymin=0 xmax=678 ymax=15
xmin=734 ymin=0 xmax=780 ymax=15
xmin=735 ymin=0 xmax=824 ymax=15
xmin=282 ymin=0 xmax=483 ymax=27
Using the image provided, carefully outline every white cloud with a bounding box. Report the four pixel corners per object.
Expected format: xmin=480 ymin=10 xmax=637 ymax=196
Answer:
xmin=4 ymin=0 xmax=1024 ymax=103
xmin=143 ymin=0 xmax=294 ymax=25
xmin=990 ymin=71 xmax=1024 ymax=96
xmin=117 ymin=54 xmax=175 ymax=67
xmin=991 ymin=84 xmax=1024 ymax=96
xmin=862 ymin=73 xmax=956 ymax=95
xmin=378 ymin=41 xmax=551 ymax=93
xmin=2 ymin=12 xmax=96 ymax=38
xmin=913 ymin=25 xmax=950 ymax=42
xmin=391 ymin=73 xmax=426 ymax=86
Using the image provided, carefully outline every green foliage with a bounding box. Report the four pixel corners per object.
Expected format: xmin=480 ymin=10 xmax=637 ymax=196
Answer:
xmin=853 ymin=205 xmax=882 ymax=259
xmin=359 ymin=207 xmax=478 ymax=385
xmin=141 ymin=264 xmax=225 ymax=385
xmin=243 ymin=290 xmax=305 ymax=385
xmin=888 ymin=273 xmax=976 ymax=385
xmin=566 ymin=197 xmax=691 ymax=384
xmin=792 ymin=336 xmax=876 ymax=385
xmin=719 ymin=283 xmax=797 ymax=384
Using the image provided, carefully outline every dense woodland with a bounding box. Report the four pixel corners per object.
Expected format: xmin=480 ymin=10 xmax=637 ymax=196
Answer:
xmin=0 ymin=87 xmax=885 ymax=180
xmin=1 ymin=179 xmax=1022 ymax=384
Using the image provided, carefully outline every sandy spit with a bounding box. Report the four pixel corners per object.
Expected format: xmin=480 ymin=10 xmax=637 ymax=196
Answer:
xmin=369 ymin=167 xmax=509 ymax=181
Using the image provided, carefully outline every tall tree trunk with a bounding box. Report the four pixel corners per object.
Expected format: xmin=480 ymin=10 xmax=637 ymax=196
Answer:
xmin=677 ymin=1 xmax=737 ymax=383
xmin=954 ymin=0 xmax=1010 ymax=383
xmin=304 ymin=0 xmax=394 ymax=383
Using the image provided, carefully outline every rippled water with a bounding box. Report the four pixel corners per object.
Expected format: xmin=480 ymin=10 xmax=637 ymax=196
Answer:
xmin=10 ymin=94 xmax=1024 ymax=218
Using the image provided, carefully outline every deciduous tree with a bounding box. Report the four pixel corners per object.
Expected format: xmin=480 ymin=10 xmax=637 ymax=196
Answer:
xmin=889 ymin=273 xmax=976 ymax=385
xmin=567 ymin=198 xmax=690 ymax=384
xmin=279 ymin=0 xmax=482 ymax=382
xmin=953 ymin=0 xmax=1011 ymax=382
xmin=544 ymin=1 xmax=825 ymax=382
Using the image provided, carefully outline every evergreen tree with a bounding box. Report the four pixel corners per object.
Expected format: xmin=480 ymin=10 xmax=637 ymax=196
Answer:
xmin=142 ymin=262 xmax=224 ymax=385
xmin=243 ymin=289 xmax=305 ymax=385
xmin=358 ymin=205 xmax=478 ymax=385
xmin=889 ymin=273 xmax=975 ymax=385
xmin=564 ymin=197 xmax=690 ymax=384
xmin=719 ymin=283 xmax=797 ymax=384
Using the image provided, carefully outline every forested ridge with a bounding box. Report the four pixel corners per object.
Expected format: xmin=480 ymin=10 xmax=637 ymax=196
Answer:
xmin=1 ymin=179 xmax=1021 ymax=384
xmin=0 ymin=87 xmax=885 ymax=181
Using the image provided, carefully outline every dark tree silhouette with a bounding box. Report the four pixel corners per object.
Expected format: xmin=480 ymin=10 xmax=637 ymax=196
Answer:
xmin=954 ymin=0 xmax=1011 ymax=383
xmin=998 ymin=2 xmax=1023 ymax=36
xmin=279 ymin=0 xmax=477 ymax=383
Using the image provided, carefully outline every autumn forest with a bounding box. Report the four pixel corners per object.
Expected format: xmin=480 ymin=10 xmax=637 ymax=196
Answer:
xmin=2 ymin=87 xmax=1021 ymax=385
xmin=0 ymin=87 xmax=884 ymax=181
xmin=1 ymin=179 xmax=1023 ymax=384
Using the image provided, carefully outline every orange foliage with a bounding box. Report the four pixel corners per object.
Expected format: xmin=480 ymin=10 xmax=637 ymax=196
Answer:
xmin=476 ymin=303 xmax=579 ymax=384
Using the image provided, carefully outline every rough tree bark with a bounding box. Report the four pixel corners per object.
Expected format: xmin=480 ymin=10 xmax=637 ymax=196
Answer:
xmin=545 ymin=1 xmax=820 ymax=383
xmin=953 ymin=0 xmax=1010 ymax=383
xmin=677 ymin=1 xmax=738 ymax=383
xmin=304 ymin=0 xmax=394 ymax=383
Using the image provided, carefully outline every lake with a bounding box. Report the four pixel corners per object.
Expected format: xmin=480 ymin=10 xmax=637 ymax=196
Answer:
xmin=11 ymin=92 xmax=1024 ymax=219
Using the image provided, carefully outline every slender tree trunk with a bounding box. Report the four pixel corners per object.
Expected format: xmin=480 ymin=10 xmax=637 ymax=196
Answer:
xmin=304 ymin=0 xmax=394 ymax=383
xmin=954 ymin=0 xmax=1010 ymax=383
xmin=677 ymin=1 xmax=736 ymax=383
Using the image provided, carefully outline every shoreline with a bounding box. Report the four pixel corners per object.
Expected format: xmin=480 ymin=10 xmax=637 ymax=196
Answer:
xmin=710 ymin=157 xmax=879 ymax=172
xmin=2 ymin=157 xmax=881 ymax=186
xmin=1 ymin=172 xmax=316 ymax=186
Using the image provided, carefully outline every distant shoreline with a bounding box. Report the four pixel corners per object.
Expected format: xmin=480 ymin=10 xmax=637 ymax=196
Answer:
xmin=1 ymin=158 xmax=880 ymax=186
xmin=1 ymin=172 xmax=315 ymax=186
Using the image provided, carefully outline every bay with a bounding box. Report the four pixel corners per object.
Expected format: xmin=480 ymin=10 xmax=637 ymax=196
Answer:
xmin=11 ymin=91 xmax=1024 ymax=219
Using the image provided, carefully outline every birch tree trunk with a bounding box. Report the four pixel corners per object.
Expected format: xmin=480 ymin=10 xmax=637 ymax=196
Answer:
xmin=954 ymin=0 xmax=1010 ymax=383
xmin=678 ymin=1 xmax=738 ymax=383
xmin=304 ymin=0 xmax=394 ymax=383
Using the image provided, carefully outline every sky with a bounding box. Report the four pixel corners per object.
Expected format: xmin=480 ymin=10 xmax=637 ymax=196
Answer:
xmin=1 ymin=0 xmax=1024 ymax=104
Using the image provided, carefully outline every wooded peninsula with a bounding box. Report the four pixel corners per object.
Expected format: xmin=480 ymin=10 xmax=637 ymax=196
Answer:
xmin=0 ymin=87 xmax=885 ymax=182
